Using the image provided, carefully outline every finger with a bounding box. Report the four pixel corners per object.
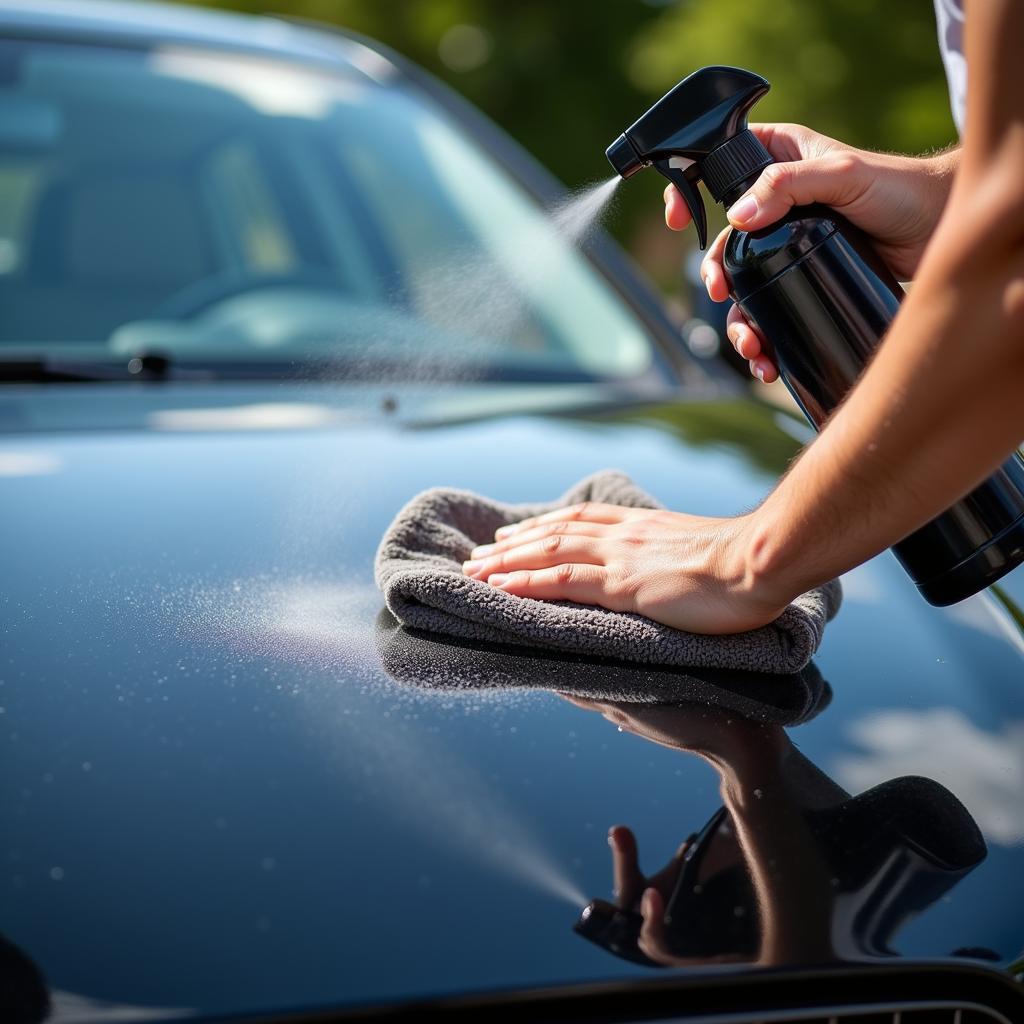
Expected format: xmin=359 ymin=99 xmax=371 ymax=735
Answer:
xmin=748 ymin=122 xmax=818 ymax=163
xmin=637 ymin=887 xmax=671 ymax=959
xmin=664 ymin=183 xmax=692 ymax=231
xmin=749 ymin=355 xmax=779 ymax=384
xmin=558 ymin=694 xmax=604 ymax=711
xmin=470 ymin=520 xmax=608 ymax=560
xmin=725 ymin=306 xmax=763 ymax=361
xmin=700 ymin=225 xmax=732 ymax=303
xmin=494 ymin=502 xmax=639 ymax=540
xmin=727 ymin=152 xmax=863 ymax=232
xmin=486 ymin=563 xmax=626 ymax=610
xmin=463 ymin=535 xmax=605 ymax=580
xmin=609 ymin=825 xmax=645 ymax=908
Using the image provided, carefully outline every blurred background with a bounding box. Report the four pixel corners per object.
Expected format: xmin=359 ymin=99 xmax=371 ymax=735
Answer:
xmin=181 ymin=0 xmax=959 ymax=294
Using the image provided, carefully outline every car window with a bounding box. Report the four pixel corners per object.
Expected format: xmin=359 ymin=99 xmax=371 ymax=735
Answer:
xmin=201 ymin=141 xmax=298 ymax=274
xmin=0 ymin=164 xmax=40 ymax=275
xmin=0 ymin=39 xmax=659 ymax=383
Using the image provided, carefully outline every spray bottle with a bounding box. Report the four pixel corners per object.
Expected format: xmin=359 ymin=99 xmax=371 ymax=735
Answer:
xmin=607 ymin=66 xmax=1024 ymax=605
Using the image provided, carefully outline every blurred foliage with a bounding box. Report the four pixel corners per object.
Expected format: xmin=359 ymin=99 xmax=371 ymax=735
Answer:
xmin=183 ymin=0 xmax=956 ymax=291
xmin=600 ymin=398 xmax=803 ymax=479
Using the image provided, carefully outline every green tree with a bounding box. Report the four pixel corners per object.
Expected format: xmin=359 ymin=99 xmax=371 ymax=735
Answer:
xmin=182 ymin=0 xmax=954 ymax=292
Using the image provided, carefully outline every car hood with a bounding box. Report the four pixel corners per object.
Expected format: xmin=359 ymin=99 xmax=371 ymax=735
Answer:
xmin=3 ymin=383 xmax=1024 ymax=1021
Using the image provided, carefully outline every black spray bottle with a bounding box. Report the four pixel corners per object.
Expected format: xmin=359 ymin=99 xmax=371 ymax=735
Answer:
xmin=607 ymin=65 xmax=1024 ymax=606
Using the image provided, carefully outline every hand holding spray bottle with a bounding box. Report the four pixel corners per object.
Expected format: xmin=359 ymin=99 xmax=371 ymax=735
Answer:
xmin=606 ymin=66 xmax=1024 ymax=605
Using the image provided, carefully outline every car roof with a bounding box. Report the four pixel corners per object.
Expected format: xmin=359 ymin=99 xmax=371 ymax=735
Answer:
xmin=0 ymin=0 xmax=396 ymax=82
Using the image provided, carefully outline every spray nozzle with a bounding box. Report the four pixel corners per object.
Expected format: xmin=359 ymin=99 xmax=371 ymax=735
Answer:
xmin=606 ymin=66 xmax=773 ymax=249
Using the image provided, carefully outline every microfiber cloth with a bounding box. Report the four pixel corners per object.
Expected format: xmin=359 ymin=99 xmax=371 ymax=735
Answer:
xmin=375 ymin=608 xmax=832 ymax=725
xmin=375 ymin=470 xmax=842 ymax=675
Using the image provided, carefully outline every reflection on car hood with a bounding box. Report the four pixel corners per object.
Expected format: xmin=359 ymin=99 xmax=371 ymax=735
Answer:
xmin=3 ymin=383 xmax=1024 ymax=1020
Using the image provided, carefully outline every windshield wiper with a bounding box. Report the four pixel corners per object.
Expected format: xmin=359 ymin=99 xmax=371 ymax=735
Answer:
xmin=0 ymin=353 xmax=190 ymax=384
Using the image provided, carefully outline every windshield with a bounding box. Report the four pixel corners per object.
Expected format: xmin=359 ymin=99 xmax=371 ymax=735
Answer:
xmin=0 ymin=38 xmax=658 ymax=382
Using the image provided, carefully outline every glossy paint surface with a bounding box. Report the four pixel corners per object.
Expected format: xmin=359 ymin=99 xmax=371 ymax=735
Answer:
xmin=3 ymin=382 xmax=1024 ymax=1021
xmin=2 ymin=5 xmax=1023 ymax=1021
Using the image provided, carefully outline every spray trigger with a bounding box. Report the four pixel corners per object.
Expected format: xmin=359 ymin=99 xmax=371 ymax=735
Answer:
xmin=653 ymin=158 xmax=707 ymax=250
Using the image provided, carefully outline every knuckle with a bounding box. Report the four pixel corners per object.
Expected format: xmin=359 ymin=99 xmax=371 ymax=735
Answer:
xmin=604 ymin=569 xmax=638 ymax=609
xmin=761 ymin=163 xmax=790 ymax=191
xmin=566 ymin=502 xmax=586 ymax=521
xmin=786 ymin=122 xmax=813 ymax=145
xmin=542 ymin=533 xmax=563 ymax=555
xmin=828 ymin=151 xmax=860 ymax=177
xmin=553 ymin=563 xmax=576 ymax=586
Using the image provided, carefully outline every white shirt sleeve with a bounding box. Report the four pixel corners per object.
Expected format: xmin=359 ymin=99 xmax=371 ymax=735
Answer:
xmin=934 ymin=0 xmax=967 ymax=137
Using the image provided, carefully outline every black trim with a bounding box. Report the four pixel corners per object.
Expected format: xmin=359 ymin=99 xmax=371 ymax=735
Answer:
xmin=190 ymin=961 xmax=1024 ymax=1023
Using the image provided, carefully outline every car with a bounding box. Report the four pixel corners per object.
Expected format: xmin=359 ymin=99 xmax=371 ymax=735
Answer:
xmin=2 ymin=2 xmax=1024 ymax=1022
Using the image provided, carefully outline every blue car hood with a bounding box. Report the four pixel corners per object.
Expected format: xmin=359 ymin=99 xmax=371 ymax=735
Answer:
xmin=3 ymin=383 xmax=1023 ymax=1020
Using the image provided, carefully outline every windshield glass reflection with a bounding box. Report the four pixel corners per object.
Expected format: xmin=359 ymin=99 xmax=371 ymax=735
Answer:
xmin=0 ymin=40 xmax=652 ymax=382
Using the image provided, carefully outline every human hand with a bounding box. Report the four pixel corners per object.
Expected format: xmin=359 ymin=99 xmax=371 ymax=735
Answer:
xmin=607 ymin=825 xmax=745 ymax=967
xmin=461 ymin=502 xmax=789 ymax=635
xmin=609 ymin=825 xmax=687 ymax=911
xmin=665 ymin=124 xmax=959 ymax=381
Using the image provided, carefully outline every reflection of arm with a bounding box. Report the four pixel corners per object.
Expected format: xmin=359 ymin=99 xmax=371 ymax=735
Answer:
xmin=718 ymin=745 xmax=837 ymax=964
xmin=578 ymin=699 xmax=842 ymax=966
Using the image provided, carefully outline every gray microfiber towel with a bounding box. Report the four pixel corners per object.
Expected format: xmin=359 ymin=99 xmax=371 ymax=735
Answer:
xmin=375 ymin=608 xmax=833 ymax=725
xmin=375 ymin=470 xmax=842 ymax=675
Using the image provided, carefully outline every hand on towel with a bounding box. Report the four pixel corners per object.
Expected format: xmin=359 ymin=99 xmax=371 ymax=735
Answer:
xmin=461 ymin=503 xmax=788 ymax=636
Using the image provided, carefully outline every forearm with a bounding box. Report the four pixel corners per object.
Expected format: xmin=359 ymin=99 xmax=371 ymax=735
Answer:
xmin=740 ymin=176 xmax=1024 ymax=600
xmin=736 ymin=0 xmax=1024 ymax=602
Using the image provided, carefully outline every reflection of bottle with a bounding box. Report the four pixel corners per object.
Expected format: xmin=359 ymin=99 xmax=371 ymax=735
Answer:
xmin=660 ymin=776 xmax=988 ymax=962
xmin=607 ymin=65 xmax=1024 ymax=606
xmin=0 ymin=934 xmax=50 ymax=1023
xmin=571 ymin=697 xmax=987 ymax=968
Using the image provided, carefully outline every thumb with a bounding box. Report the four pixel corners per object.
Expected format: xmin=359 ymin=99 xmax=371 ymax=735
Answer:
xmin=727 ymin=153 xmax=862 ymax=231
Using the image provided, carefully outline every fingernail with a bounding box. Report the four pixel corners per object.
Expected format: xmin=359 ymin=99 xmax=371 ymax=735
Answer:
xmin=470 ymin=543 xmax=494 ymax=557
xmin=495 ymin=524 xmax=519 ymax=539
xmin=755 ymin=365 xmax=766 ymax=383
xmin=729 ymin=194 xmax=758 ymax=225
xmin=462 ymin=559 xmax=483 ymax=574
xmin=488 ymin=573 xmax=510 ymax=587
